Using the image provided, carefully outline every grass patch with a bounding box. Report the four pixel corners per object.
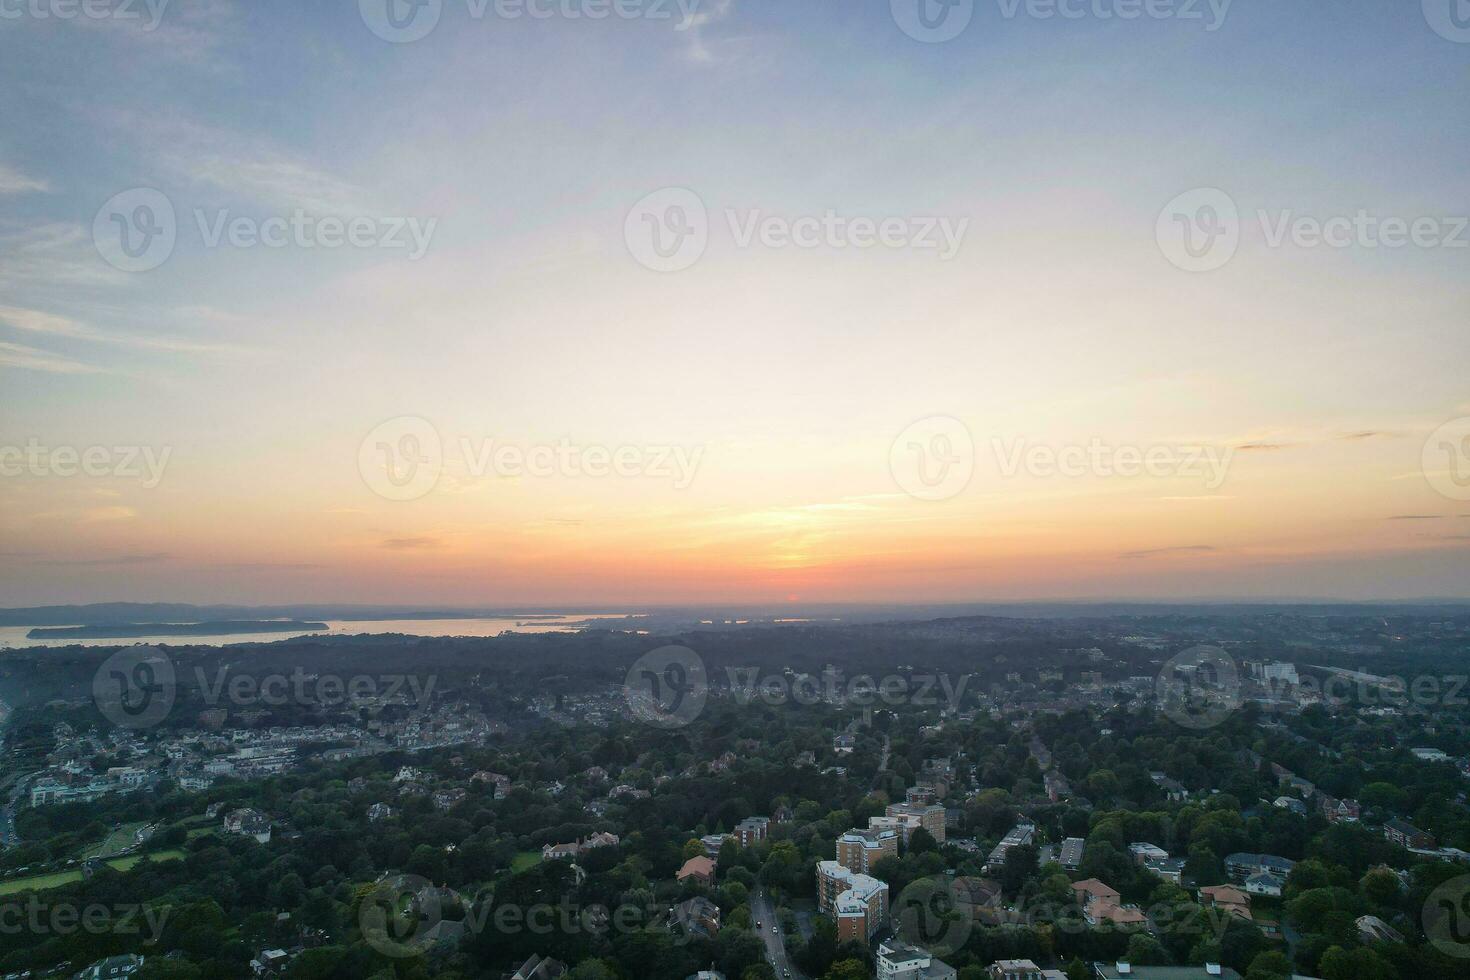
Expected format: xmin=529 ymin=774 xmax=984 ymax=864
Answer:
xmin=108 ymin=850 xmax=184 ymax=872
xmin=0 ymin=850 xmax=185 ymax=895
xmin=84 ymin=821 xmax=149 ymax=859
xmin=510 ymin=851 xmax=541 ymax=873
xmin=0 ymin=870 xmax=79 ymax=895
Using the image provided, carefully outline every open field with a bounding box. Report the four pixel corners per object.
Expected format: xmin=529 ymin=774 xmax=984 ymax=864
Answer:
xmin=0 ymin=849 xmax=185 ymax=895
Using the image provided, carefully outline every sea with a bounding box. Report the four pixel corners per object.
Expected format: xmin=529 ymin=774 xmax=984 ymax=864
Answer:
xmin=0 ymin=613 xmax=639 ymax=649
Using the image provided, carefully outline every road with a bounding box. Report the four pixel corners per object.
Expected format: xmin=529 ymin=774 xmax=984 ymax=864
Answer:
xmin=751 ymin=889 xmax=806 ymax=980
xmin=0 ymin=771 xmax=34 ymax=849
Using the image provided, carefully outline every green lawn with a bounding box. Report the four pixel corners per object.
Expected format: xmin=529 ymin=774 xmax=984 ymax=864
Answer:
xmin=84 ymin=821 xmax=150 ymax=859
xmin=109 ymin=850 xmax=184 ymax=871
xmin=0 ymin=870 xmax=79 ymax=896
xmin=510 ymin=850 xmax=541 ymax=873
xmin=0 ymin=849 xmax=185 ymax=895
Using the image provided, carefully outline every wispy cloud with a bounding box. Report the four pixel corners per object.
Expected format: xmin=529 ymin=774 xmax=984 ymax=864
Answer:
xmin=1119 ymin=545 xmax=1218 ymax=559
xmin=37 ymin=551 xmax=171 ymax=567
xmin=129 ymin=116 xmax=369 ymax=213
xmin=0 ymin=340 xmax=102 ymax=375
xmin=0 ymin=223 xmax=127 ymax=288
xmin=0 ymin=164 xmax=48 ymax=195
xmin=0 ymin=304 xmax=253 ymax=357
xmin=381 ymin=536 xmax=443 ymax=551
xmin=681 ymin=0 xmax=735 ymax=64
xmin=68 ymin=0 xmax=237 ymax=68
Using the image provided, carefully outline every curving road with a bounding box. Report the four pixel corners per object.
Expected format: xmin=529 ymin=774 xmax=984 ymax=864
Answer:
xmin=751 ymin=889 xmax=806 ymax=980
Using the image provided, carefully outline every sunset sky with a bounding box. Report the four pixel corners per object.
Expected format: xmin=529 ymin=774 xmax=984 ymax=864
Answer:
xmin=1 ymin=0 xmax=1467 ymax=606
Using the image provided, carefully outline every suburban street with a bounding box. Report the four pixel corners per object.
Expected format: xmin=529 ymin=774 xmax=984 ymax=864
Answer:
xmin=751 ymin=889 xmax=806 ymax=980
xmin=0 ymin=771 xmax=34 ymax=850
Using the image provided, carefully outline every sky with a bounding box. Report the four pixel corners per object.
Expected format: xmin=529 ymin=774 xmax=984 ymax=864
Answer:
xmin=0 ymin=0 xmax=1467 ymax=607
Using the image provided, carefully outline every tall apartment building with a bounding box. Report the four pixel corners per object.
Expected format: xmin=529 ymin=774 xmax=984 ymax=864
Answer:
xmin=886 ymin=802 xmax=946 ymax=843
xmin=837 ymin=827 xmax=899 ymax=872
xmin=817 ymin=861 xmax=889 ymax=944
